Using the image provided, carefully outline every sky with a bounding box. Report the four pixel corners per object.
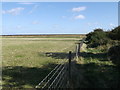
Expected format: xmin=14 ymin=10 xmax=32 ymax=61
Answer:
xmin=1 ymin=2 xmax=118 ymax=35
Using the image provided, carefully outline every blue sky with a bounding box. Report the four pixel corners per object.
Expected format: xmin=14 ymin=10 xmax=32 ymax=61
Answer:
xmin=2 ymin=2 xmax=118 ymax=35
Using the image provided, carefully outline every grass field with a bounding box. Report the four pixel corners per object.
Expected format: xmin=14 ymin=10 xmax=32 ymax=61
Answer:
xmin=2 ymin=35 xmax=120 ymax=88
xmin=2 ymin=37 xmax=81 ymax=88
xmin=2 ymin=34 xmax=85 ymax=38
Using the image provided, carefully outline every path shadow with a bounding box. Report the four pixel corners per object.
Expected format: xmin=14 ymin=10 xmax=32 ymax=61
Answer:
xmin=73 ymin=51 xmax=120 ymax=88
xmin=2 ymin=63 xmax=58 ymax=89
xmin=40 ymin=52 xmax=76 ymax=59
xmin=71 ymin=62 xmax=120 ymax=88
xmin=80 ymin=52 xmax=108 ymax=61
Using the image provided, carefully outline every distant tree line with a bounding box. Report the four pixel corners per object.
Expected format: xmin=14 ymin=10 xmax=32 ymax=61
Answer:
xmin=86 ymin=26 xmax=120 ymax=67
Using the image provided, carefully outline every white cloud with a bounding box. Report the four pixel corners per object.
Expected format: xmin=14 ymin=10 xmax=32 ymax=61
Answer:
xmin=32 ymin=21 xmax=40 ymax=24
xmin=110 ymin=23 xmax=117 ymax=28
xmin=74 ymin=15 xmax=85 ymax=19
xmin=95 ymin=26 xmax=102 ymax=29
xmin=62 ymin=16 xmax=66 ymax=18
xmin=87 ymin=23 xmax=91 ymax=26
xmin=2 ymin=7 xmax=24 ymax=15
xmin=16 ymin=25 xmax=22 ymax=29
xmin=72 ymin=6 xmax=86 ymax=12
xmin=110 ymin=23 xmax=115 ymax=26
xmin=29 ymin=5 xmax=39 ymax=14
xmin=87 ymin=22 xmax=99 ymax=26
xmin=18 ymin=2 xmax=35 ymax=5
xmin=53 ymin=24 xmax=59 ymax=28
xmin=2 ymin=10 xmax=6 ymax=14
xmin=94 ymin=22 xmax=99 ymax=25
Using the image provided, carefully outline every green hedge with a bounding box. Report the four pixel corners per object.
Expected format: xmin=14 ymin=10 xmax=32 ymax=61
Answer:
xmin=108 ymin=45 xmax=120 ymax=67
xmin=108 ymin=26 xmax=120 ymax=40
xmin=86 ymin=29 xmax=109 ymax=48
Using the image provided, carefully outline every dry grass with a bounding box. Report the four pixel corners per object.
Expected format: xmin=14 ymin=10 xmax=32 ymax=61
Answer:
xmin=2 ymin=37 xmax=81 ymax=88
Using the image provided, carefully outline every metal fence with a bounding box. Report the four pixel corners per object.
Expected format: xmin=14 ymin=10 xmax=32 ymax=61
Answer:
xmin=35 ymin=61 xmax=68 ymax=89
xmin=35 ymin=38 xmax=85 ymax=89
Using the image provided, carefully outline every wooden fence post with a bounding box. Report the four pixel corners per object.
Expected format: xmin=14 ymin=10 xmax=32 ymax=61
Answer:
xmin=77 ymin=43 xmax=80 ymax=55
xmin=76 ymin=43 xmax=80 ymax=57
xmin=68 ymin=51 xmax=72 ymax=80
xmin=68 ymin=51 xmax=72 ymax=88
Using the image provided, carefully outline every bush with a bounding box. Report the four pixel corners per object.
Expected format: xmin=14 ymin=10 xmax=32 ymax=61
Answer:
xmin=86 ymin=28 xmax=110 ymax=48
xmin=108 ymin=26 xmax=120 ymax=40
xmin=108 ymin=45 xmax=120 ymax=67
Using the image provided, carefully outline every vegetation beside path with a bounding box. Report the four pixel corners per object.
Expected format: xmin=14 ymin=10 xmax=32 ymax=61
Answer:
xmin=71 ymin=43 xmax=120 ymax=88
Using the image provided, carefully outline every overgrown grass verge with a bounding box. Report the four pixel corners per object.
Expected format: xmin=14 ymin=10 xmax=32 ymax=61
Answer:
xmin=71 ymin=44 xmax=120 ymax=88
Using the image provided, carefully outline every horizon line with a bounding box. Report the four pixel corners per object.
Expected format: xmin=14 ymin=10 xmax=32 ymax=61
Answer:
xmin=1 ymin=34 xmax=86 ymax=36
